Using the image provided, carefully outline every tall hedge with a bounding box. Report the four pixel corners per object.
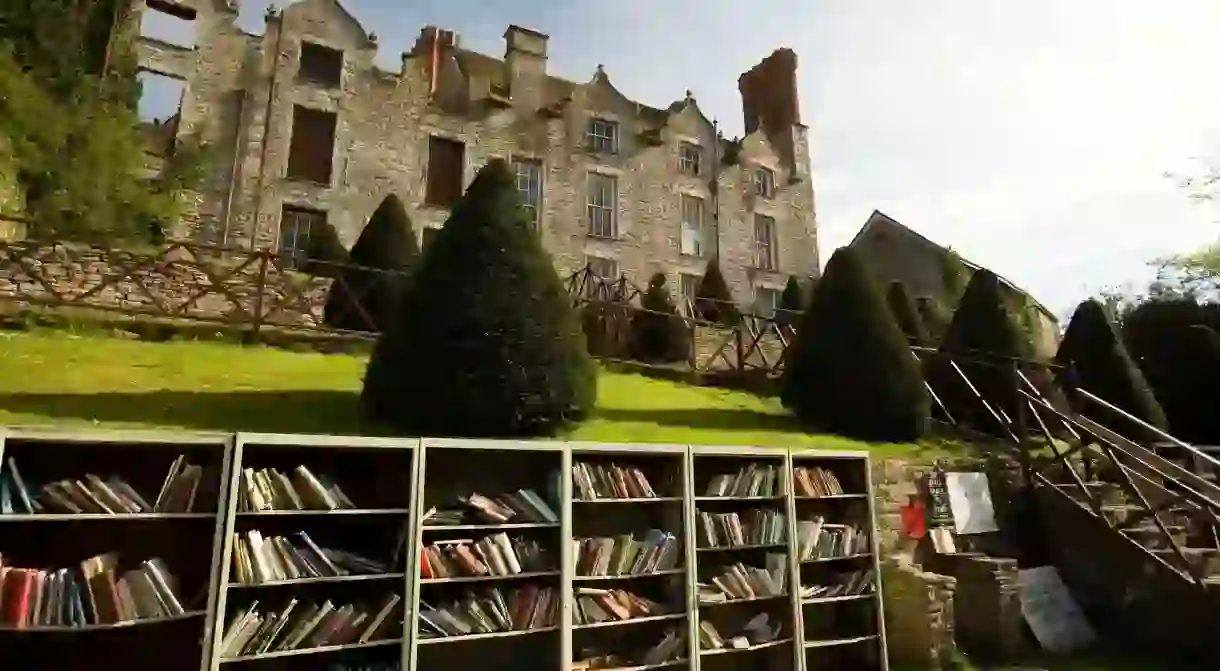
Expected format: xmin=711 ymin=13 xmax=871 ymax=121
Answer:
xmin=886 ymin=281 xmax=929 ymax=344
xmin=781 ymin=247 xmax=929 ymax=442
xmin=917 ymin=296 xmax=951 ymax=340
xmin=775 ymin=275 xmax=805 ymax=327
xmin=694 ymin=260 xmax=741 ymax=325
xmin=631 ymin=273 xmax=691 ymax=363
xmin=1147 ymin=324 xmax=1220 ymax=443
xmin=1054 ymin=299 xmax=1167 ymax=434
xmin=323 ymin=194 xmax=418 ymax=332
xmin=932 ymin=269 xmax=1063 ymax=436
xmin=361 ymin=160 xmax=596 ymax=437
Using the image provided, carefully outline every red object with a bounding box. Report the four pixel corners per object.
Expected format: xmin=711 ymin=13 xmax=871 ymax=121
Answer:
xmin=900 ymin=496 xmax=927 ymax=539
xmin=0 ymin=568 xmax=33 ymax=628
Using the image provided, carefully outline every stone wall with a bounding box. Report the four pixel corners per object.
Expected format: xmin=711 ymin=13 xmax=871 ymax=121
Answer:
xmin=882 ymin=557 xmax=958 ymax=668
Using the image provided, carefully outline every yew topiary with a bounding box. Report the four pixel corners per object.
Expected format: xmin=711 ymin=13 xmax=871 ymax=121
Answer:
xmin=694 ymin=260 xmax=741 ymax=326
xmin=631 ymin=273 xmax=691 ymax=363
xmin=886 ymin=281 xmax=929 ymax=344
xmin=323 ymin=194 xmax=418 ymax=332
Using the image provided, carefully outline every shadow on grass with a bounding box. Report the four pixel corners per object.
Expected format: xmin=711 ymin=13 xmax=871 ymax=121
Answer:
xmin=0 ymin=390 xmax=370 ymax=435
xmin=594 ymin=407 xmax=800 ymax=432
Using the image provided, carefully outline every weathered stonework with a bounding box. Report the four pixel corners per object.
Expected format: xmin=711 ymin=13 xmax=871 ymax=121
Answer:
xmin=882 ymin=557 xmax=958 ymax=668
xmin=127 ymin=0 xmax=819 ymax=307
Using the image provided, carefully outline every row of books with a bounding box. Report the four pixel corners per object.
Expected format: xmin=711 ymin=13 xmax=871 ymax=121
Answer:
xmin=1 ymin=455 xmax=203 ymax=515
xmin=325 ymin=664 xmax=399 ymax=671
xmin=702 ymin=463 xmax=784 ymax=498
xmin=422 ymin=490 xmax=558 ymax=526
xmin=699 ymin=613 xmax=784 ymax=651
xmin=697 ymin=555 xmax=787 ymax=604
xmin=796 ymin=518 xmax=871 ymax=561
xmin=573 ymin=587 xmax=668 ymax=625
xmin=219 ymin=595 xmax=401 ymax=659
xmin=418 ymin=585 xmax=558 ymax=638
xmin=573 ymin=530 xmax=680 ymax=577
xmin=793 ymin=466 xmax=846 ymax=498
xmin=231 ymin=530 xmax=389 ymax=585
xmin=574 ymin=628 xmax=685 ymax=669
xmin=0 ymin=553 xmax=185 ymax=628
xmin=420 ymin=534 xmax=552 ymax=579
xmin=696 ymin=509 xmax=786 ymax=548
xmin=572 ymin=462 xmax=660 ymax=500
xmin=238 ymin=465 xmax=358 ymax=512
xmin=800 ymin=569 xmax=876 ymax=600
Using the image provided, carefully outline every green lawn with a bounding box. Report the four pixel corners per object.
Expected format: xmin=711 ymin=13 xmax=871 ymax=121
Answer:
xmin=0 ymin=330 xmax=944 ymax=455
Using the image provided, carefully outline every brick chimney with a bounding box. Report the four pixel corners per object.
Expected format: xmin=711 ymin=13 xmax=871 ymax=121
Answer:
xmin=411 ymin=26 xmax=460 ymax=95
xmin=503 ymin=25 xmax=549 ymax=110
xmin=738 ymin=48 xmax=801 ymax=173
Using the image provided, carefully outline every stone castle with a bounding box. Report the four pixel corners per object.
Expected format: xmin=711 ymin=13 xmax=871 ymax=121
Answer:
xmin=131 ymin=0 xmax=818 ymax=312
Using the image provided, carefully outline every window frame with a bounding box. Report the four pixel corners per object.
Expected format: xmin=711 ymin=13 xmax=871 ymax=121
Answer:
xmin=286 ymin=105 xmax=337 ymax=185
xmin=680 ymin=195 xmax=704 ymax=257
xmin=753 ymin=213 xmax=778 ymax=271
xmin=586 ymin=118 xmax=619 ymax=154
xmin=753 ymin=166 xmax=776 ymax=199
xmin=754 ymin=286 xmax=782 ymax=318
xmin=586 ymin=172 xmax=618 ymax=239
xmin=510 ymin=156 xmax=544 ymax=230
xmin=425 ymin=135 xmax=466 ymax=208
xmin=297 ymin=41 xmax=344 ymax=88
xmin=679 ymin=142 xmax=701 ymax=176
xmin=278 ymin=206 xmax=326 ymax=269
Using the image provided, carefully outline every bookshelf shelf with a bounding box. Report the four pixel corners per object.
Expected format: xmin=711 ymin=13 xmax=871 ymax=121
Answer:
xmin=696 ymin=543 xmax=787 ymax=552
xmin=591 ymin=660 xmax=688 ymax=671
xmin=803 ymin=633 xmax=879 ymax=649
xmin=0 ymin=512 xmax=215 ymax=521
xmin=573 ymin=568 xmax=685 ymax=581
xmin=802 ymin=593 xmax=876 ymax=605
xmin=0 ymin=609 xmax=208 ymax=632
xmin=417 ymin=625 xmax=561 ymax=645
xmin=573 ymin=497 xmax=684 ymax=504
xmin=228 ymin=572 xmax=407 ymax=588
xmin=571 ymin=612 xmax=686 ymax=630
xmin=423 ymin=522 xmax=559 ymax=531
xmin=694 ymin=495 xmax=785 ymax=502
xmin=793 ymin=494 xmax=870 ymax=501
xmin=419 ymin=570 xmax=561 ymax=584
xmin=700 ymin=636 xmax=794 ymax=655
xmin=698 ymin=592 xmax=789 ymax=607
xmin=799 ymin=552 xmax=873 ymax=564
xmin=235 ymin=507 xmax=413 ymax=517
xmin=219 ymin=636 xmax=404 ymax=662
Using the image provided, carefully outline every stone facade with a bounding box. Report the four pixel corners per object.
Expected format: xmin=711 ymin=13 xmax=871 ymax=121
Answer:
xmin=127 ymin=0 xmax=819 ymax=309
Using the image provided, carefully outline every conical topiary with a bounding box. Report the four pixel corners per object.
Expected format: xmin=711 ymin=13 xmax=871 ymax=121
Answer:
xmin=694 ymin=260 xmax=741 ymax=326
xmin=361 ymin=160 xmax=596 ymax=436
xmin=781 ymin=247 xmax=930 ymax=442
xmin=931 ymin=269 xmax=1064 ymax=436
xmin=775 ymin=275 xmax=805 ymax=326
xmin=1054 ymin=299 xmax=1168 ymax=434
xmin=1149 ymin=324 xmax=1220 ymax=443
xmin=886 ymin=281 xmax=929 ymax=344
xmin=917 ymin=296 xmax=951 ymax=341
xmin=323 ymin=194 xmax=419 ymax=332
xmin=631 ymin=273 xmax=691 ymax=363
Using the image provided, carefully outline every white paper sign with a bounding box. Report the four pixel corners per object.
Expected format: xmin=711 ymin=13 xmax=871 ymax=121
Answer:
xmin=1017 ymin=566 xmax=1095 ymax=654
xmin=945 ymin=471 xmax=998 ymax=534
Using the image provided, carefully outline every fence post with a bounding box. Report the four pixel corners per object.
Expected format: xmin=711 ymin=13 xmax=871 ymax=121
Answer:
xmin=250 ymin=250 xmax=270 ymax=344
xmin=734 ymin=323 xmax=745 ymax=373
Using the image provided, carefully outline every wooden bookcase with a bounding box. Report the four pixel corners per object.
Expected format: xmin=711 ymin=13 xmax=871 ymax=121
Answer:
xmin=0 ymin=428 xmax=234 ymax=671
xmin=0 ymin=427 xmax=887 ymax=671
xmin=206 ymin=433 xmax=419 ymax=671
xmin=790 ymin=449 xmax=887 ymax=671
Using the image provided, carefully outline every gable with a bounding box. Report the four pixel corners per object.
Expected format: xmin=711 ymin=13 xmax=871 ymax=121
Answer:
xmin=280 ymin=0 xmax=371 ymax=49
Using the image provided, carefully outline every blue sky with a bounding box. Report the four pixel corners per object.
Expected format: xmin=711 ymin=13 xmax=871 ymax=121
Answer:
xmin=141 ymin=0 xmax=1220 ymax=317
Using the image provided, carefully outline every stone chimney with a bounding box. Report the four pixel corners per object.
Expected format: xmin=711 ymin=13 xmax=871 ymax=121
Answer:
xmin=738 ymin=48 xmax=801 ymax=173
xmin=503 ymin=25 xmax=549 ymax=110
xmin=411 ymin=26 xmax=460 ymax=94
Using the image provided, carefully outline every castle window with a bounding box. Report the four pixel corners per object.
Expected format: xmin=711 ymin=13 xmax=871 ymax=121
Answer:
xmin=753 ymin=214 xmax=777 ymax=271
xmin=586 ymin=118 xmax=619 ymax=154
xmin=286 ymin=106 xmax=336 ymax=185
xmin=754 ymin=286 xmax=781 ymax=318
xmin=279 ymin=206 xmax=326 ymax=269
xmin=511 ymin=157 xmax=543 ymax=230
xmin=753 ymin=167 xmax=775 ymax=199
xmin=680 ymin=195 xmax=704 ymax=257
xmin=584 ymin=255 xmax=619 ymax=298
xmin=679 ymin=273 xmax=701 ymax=314
xmin=425 ymin=136 xmax=465 ymax=207
xmin=679 ymin=143 xmax=701 ymax=176
xmin=298 ymin=42 xmax=344 ymax=88
xmin=586 ymin=172 xmax=617 ymax=238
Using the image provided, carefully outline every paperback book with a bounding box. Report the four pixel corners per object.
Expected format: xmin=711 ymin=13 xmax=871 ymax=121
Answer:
xmin=696 ymin=555 xmax=787 ymax=604
xmin=417 ymin=584 xmax=558 ymax=638
xmin=237 ymin=465 xmax=357 ymax=512
xmin=573 ymin=628 xmax=686 ymax=669
xmin=230 ymin=530 xmax=389 ymax=585
xmin=793 ymin=466 xmax=845 ymax=497
xmin=219 ymin=594 xmax=402 ymax=658
xmin=696 ymin=509 xmax=786 ymax=548
xmin=421 ymin=489 xmax=557 ymax=526
xmin=796 ymin=517 xmax=871 ymax=560
xmin=703 ymin=464 xmax=784 ymax=498
xmin=572 ymin=587 xmax=669 ymax=625
xmin=420 ymin=534 xmax=553 ymax=579
xmin=572 ymin=462 xmax=659 ymax=500
xmin=573 ymin=530 xmax=680 ymax=577
xmin=0 ymin=455 xmax=204 ymax=515
xmin=799 ymin=569 xmax=876 ymax=600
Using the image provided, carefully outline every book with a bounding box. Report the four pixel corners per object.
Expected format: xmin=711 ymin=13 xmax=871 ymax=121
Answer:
xmin=0 ymin=456 xmax=201 ymax=515
xmin=419 ymin=534 xmax=554 ymax=579
xmin=699 ymin=613 xmax=784 ymax=650
xmin=0 ymin=554 xmax=186 ymax=628
xmin=696 ymin=508 xmax=786 ymax=548
xmin=573 ymin=530 xmax=680 ymax=577
xmin=417 ymin=584 xmax=558 ymax=638
xmin=795 ymin=517 xmax=871 ymax=561
xmin=572 ymin=587 xmax=668 ymax=625
xmin=703 ymin=463 xmax=784 ymax=498
xmin=696 ymin=554 xmax=787 ymax=603
xmin=799 ymin=569 xmax=876 ymax=600
xmin=237 ymin=465 xmax=357 ymax=512
xmin=572 ymin=462 xmax=659 ymax=500
xmin=218 ymin=594 xmax=402 ymax=658
xmin=422 ymin=488 xmax=558 ymax=526
xmin=230 ymin=531 xmax=390 ymax=585
xmin=793 ymin=466 xmax=846 ymax=497
xmin=573 ymin=627 xmax=685 ymax=669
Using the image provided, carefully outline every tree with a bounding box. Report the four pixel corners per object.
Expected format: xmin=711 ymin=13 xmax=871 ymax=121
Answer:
xmin=323 ymin=195 xmax=418 ymax=332
xmin=886 ymin=281 xmax=928 ymax=344
xmin=916 ymin=296 xmax=951 ymax=340
xmin=781 ymin=247 xmax=929 ymax=442
xmin=1054 ymin=299 xmax=1168 ymax=434
xmin=694 ymin=260 xmax=740 ymax=325
xmin=300 ymin=220 xmax=348 ymax=278
xmin=630 ymin=273 xmax=691 ymax=363
xmin=1152 ymin=325 xmax=1220 ymax=443
xmin=361 ymin=160 xmax=596 ymax=437
xmin=775 ymin=275 xmax=805 ymax=326
xmin=931 ymin=269 xmax=1063 ymax=436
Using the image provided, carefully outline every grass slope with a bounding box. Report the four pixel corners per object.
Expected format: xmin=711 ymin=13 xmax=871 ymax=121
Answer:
xmin=0 ymin=331 xmax=937 ymax=455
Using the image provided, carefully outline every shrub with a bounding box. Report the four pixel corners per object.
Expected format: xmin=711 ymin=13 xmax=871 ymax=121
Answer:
xmin=694 ymin=260 xmax=741 ymax=326
xmin=781 ymin=247 xmax=929 ymax=441
xmin=299 ymin=221 xmax=349 ymax=279
xmin=361 ymin=160 xmax=596 ymax=437
xmin=631 ymin=273 xmax=692 ymax=363
xmin=931 ymin=269 xmax=1064 ymax=436
xmin=775 ymin=275 xmax=805 ymax=326
xmin=323 ymin=194 xmax=418 ymax=332
xmin=1153 ymin=325 xmax=1220 ymax=443
xmin=886 ymin=281 xmax=929 ymax=344
xmin=917 ymin=296 xmax=951 ymax=340
xmin=1054 ymin=299 xmax=1167 ymax=434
